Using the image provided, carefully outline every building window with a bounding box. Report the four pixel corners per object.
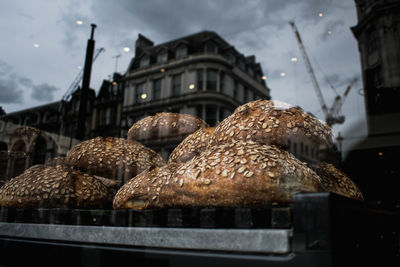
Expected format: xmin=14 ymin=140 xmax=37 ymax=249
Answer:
xmin=233 ymin=80 xmax=238 ymax=99
xmin=101 ymin=107 xmax=111 ymax=126
xmin=153 ymin=78 xmax=162 ymax=100
xmin=135 ymin=82 xmax=147 ymax=103
xmin=226 ymin=52 xmax=236 ymax=64
xmin=205 ymin=105 xmax=217 ymax=126
xmin=140 ymin=56 xmax=150 ymax=68
xmin=219 ymin=107 xmax=232 ymax=122
xmin=171 ymin=74 xmax=181 ymax=96
xmin=220 ymin=71 xmax=225 ymax=93
xmin=244 ymin=87 xmax=249 ymax=102
xmin=197 ymin=69 xmax=204 ymax=90
xmin=176 ymin=45 xmax=187 ymax=59
xmin=157 ymin=51 xmax=168 ymax=64
xmin=204 ymin=41 xmax=218 ymax=53
xmin=196 ymin=105 xmax=203 ymax=120
xmin=206 ymin=69 xmax=218 ymax=91
xmin=247 ymin=67 xmax=254 ymax=77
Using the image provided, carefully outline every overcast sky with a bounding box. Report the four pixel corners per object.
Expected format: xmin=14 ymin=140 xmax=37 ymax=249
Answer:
xmin=0 ymin=0 xmax=367 ymax=155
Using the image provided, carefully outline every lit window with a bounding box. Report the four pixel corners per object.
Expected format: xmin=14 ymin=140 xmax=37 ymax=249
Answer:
xmin=135 ymin=83 xmax=146 ymax=103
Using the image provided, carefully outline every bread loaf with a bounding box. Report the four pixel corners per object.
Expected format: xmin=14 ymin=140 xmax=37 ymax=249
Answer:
xmin=210 ymin=100 xmax=333 ymax=154
xmin=65 ymin=137 xmax=165 ymax=183
xmin=127 ymin=112 xmax=209 ymax=141
xmin=314 ymin=162 xmax=363 ymax=200
xmin=168 ymin=127 xmax=215 ymax=164
xmin=113 ymin=141 xmax=322 ymax=210
xmin=0 ymin=164 xmax=113 ymax=208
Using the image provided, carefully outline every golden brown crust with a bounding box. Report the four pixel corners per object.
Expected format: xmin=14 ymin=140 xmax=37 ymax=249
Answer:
xmin=65 ymin=137 xmax=165 ymax=182
xmin=127 ymin=112 xmax=209 ymax=141
xmin=210 ymin=100 xmax=333 ymax=151
xmin=168 ymin=127 xmax=215 ymax=164
xmin=114 ymin=141 xmax=322 ymax=210
xmin=314 ymin=162 xmax=364 ymax=200
xmin=0 ymin=164 xmax=113 ymax=208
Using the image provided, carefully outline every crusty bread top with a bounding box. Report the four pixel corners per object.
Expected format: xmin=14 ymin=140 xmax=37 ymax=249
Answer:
xmin=127 ymin=112 xmax=209 ymax=141
xmin=314 ymin=162 xmax=363 ymax=200
xmin=210 ymin=99 xmax=333 ymax=149
xmin=65 ymin=137 xmax=165 ymax=182
xmin=168 ymin=127 xmax=215 ymax=164
xmin=0 ymin=164 xmax=112 ymax=208
xmin=114 ymin=141 xmax=322 ymax=210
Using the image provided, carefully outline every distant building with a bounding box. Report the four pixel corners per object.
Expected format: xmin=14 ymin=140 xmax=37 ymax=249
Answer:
xmin=344 ymin=0 xmax=400 ymax=204
xmin=0 ymin=30 xmax=271 ymax=176
xmin=351 ymin=0 xmax=400 ymax=136
xmin=121 ymin=31 xmax=270 ymax=159
xmin=90 ymin=73 xmax=124 ymax=138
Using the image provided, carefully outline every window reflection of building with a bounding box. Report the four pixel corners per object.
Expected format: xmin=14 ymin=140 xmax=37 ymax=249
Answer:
xmin=121 ymin=31 xmax=270 ymax=159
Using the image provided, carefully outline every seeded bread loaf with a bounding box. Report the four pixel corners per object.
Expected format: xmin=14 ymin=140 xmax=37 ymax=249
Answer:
xmin=210 ymin=100 xmax=333 ymax=154
xmin=168 ymin=127 xmax=215 ymax=164
xmin=113 ymin=141 xmax=322 ymax=210
xmin=0 ymin=164 xmax=113 ymax=209
xmin=113 ymin=163 xmax=179 ymax=210
xmin=127 ymin=112 xmax=209 ymax=141
xmin=66 ymin=137 xmax=165 ymax=183
xmin=314 ymin=162 xmax=363 ymax=200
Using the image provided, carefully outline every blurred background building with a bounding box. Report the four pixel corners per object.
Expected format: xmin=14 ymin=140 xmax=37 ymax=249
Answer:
xmin=343 ymin=0 xmax=400 ymax=204
xmin=0 ymin=30 xmax=270 ymax=178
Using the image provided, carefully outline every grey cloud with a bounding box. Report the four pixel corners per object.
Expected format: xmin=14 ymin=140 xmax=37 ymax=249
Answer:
xmin=0 ymin=77 xmax=23 ymax=104
xmin=0 ymin=60 xmax=58 ymax=103
xmin=18 ymin=76 xmax=33 ymax=87
xmin=31 ymin=83 xmax=58 ymax=102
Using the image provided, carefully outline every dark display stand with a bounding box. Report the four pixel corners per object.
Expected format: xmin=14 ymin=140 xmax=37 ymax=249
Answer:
xmin=0 ymin=192 xmax=399 ymax=267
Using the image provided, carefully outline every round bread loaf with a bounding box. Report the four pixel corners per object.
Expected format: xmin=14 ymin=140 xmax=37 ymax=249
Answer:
xmin=127 ymin=112 xmax=209 ymax=141
xmin=314 ymin=162 xmax=363 ymax=200
xmin=168 ymin=127 xmax=215 ymax=164
xmin=65 ymin=137 xmax=165 ymax=183
xmin=0 ymin=164 xmax=113 ymax=208
xmin=210 ymin=100 xmax=333 ymax=154
xmin=113 ymin=163 xmax=179 ymax=210
xmin=114 ymin=141 xmax=322 ymax=210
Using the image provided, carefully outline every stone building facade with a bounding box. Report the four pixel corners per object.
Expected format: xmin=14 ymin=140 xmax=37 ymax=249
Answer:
xmin=121 ymin=31 xmax=270 ymax=159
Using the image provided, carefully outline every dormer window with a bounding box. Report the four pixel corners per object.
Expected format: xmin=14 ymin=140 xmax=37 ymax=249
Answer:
xmin=226 ymin=52 xmax=236 ymax=64
xmin=157 ymin=50 xmax=168 ymax=64
xmin=204 ymin=40 xmax=218 ymax=54
xmin=176 ymin=45 xmax=187 ymax=59
xmin=140 ymin=55 xmax=150 ymax=68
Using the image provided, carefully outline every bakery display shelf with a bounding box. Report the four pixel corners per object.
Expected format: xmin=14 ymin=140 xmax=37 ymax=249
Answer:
xmin=0 ymin=204 xmax=291 ymax=229
xmin=0 ymin=192 xmax=399 ymax=267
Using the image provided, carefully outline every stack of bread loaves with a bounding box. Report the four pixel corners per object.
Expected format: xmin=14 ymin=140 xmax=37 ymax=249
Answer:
xmin=114 ymin=100 xmax=364 ymax=210
xmin=0 ymin=135 xmax=166 ymax=209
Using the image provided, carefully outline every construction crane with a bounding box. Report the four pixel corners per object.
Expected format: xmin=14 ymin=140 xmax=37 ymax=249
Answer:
xmin=61 ymin=47 xmax=105 ymax=102
xmin=289 ymin=21 xmax=356 ymax=126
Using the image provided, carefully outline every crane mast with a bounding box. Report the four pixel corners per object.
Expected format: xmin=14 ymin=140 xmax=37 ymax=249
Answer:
xmin=289 ymin=21 xmax=329 ymax=118
xmin=289 ymin=21 xmax=356 ymax=127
